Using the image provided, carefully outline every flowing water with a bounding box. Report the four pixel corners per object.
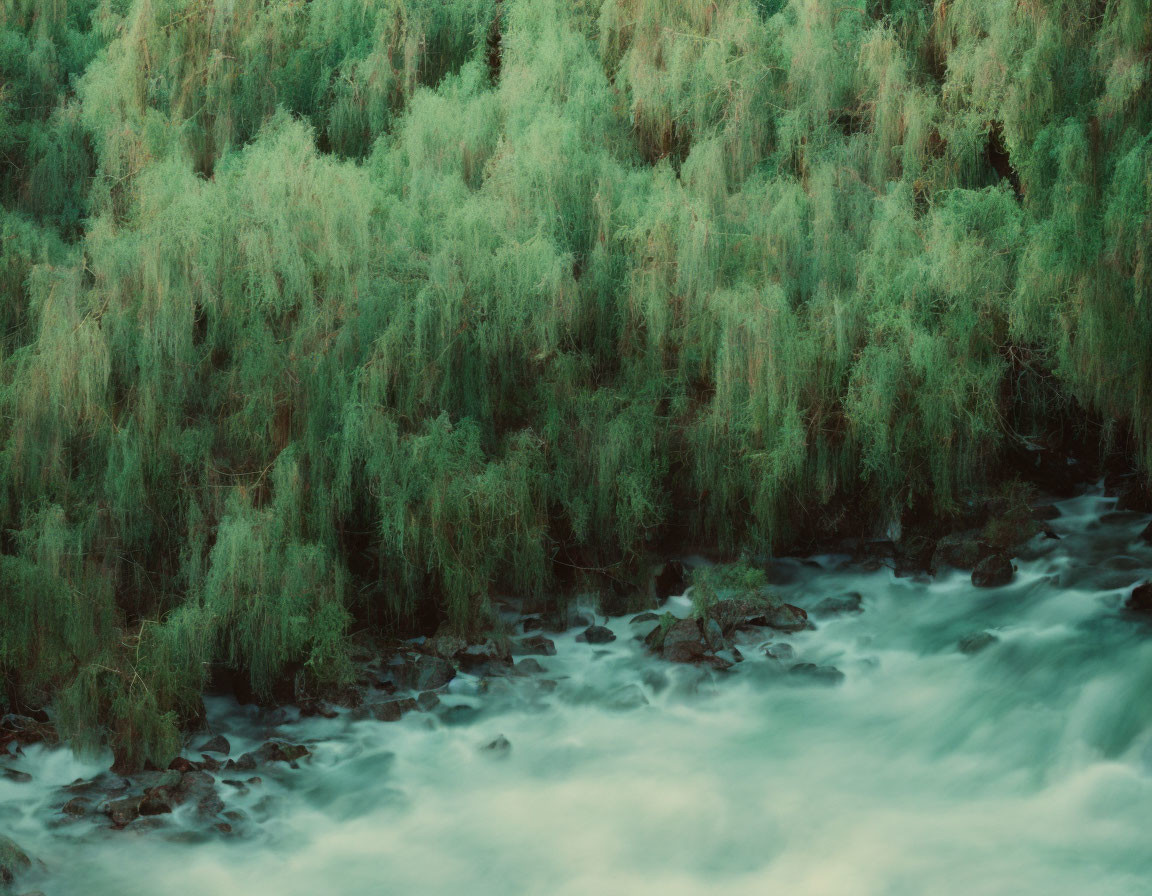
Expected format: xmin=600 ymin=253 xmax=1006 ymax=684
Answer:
xmin=4 ymin=490 xmax=1152 ymax=895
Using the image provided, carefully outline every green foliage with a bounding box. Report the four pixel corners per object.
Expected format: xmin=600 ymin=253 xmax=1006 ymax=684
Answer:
xmin=2 ymin=0 xmax=1151 ymax=765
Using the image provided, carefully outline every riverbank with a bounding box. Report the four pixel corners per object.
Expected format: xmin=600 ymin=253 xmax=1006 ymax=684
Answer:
xmin=4 ymin=487 xmax=1152 ymax=894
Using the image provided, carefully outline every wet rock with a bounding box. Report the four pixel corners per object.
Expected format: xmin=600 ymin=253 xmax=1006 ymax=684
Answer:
xmin=813 ymin=593 xmax=863 ymax=616
xmin=972 ymin=554 xmax=1014 ymax=588
xmin=177 ymin=770 xmax=225 ymax=818
xmin=61 ymin=796 xmax=90 ymax=817
xmin=630 ymin=612 xmax=660 ymax=625
xmin=1140 ymin=521 xmax=1152 ymax=544
xmin=576 ymin=625 xmax=616 ymax=644
xmin=512 ymin=635 xmax=557 ymax=657
xmin=762 ymin=642 xmax=794 ymax=661
xmin=958 ymin=632 xmax=999 ymax=654
xmin=750 ymin=603 xmax=809 ymax=633
xmin=1126 ymin=582 xmax=1152 ymax=614
xmin=662 ymin=618 xmax=706 ymax=664
xmin=514 ymin=658 xmax=546 ymax=676
xmin=521 ymin=616 xmax=544 ymax=633
xmin=789 ymin=663 xmax=845 ymax=684
xmin=168 ymin=756 xmax=199 ymax=773
xmin=416 ymin=691 xmax=441 ymax=712
xmin=481 ymin=735 xmax=511 ymax=756
xmin=707 ymin=596 xmax=773 ymax=636
xmin=478 ymin=677 xmax=514 ymax=697
xmin=394 ymin=654 xmax=456 ymax=691
xmin=103 ymin=795 xmax=142 ymax=827
xmin=455 ymin=639 xmax=513 ymax=675
xmin=1 ymin=766 xmax=31 ymax=783
xmin=641 ymin=668 xmax=670 ymax=694
xmin=606 ymin=684 xmax=649 ymax=711
xmin=199 ymin=755 xmax=222 ymax=772
xmin=440 ymin=704 xmax=481 ymax=726
xmin=931 ymin=532 xmax=990 ymax=571
xmin=0 ymin=834 xmax=32 ymax=885
xmin=234 ymin=753 xmax=257 ymax=772
xmin=371 ymin=698 xmax=418 ymax=723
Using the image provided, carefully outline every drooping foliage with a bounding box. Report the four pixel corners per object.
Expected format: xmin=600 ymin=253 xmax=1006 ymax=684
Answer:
xmin=1 ymin=0 xmax=1149 ymax=765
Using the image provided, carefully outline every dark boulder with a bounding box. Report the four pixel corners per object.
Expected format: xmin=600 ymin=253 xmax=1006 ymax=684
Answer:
xmin=662 ymin=618 xmax=707 ymax=664
xmin=813 ymin=593 xmax=863 ymax=616
xmin=511 ymin=635 xmax=557 ymax=657
xmin=1126 ymin=582 xmax=1152 ymax=614
xmin=749 ymin=603 xmax=809 ymax=633
xmin=394 ymin=654 xmax=456 ymax=690
xmin=972 ymin=554 xmax=1014 ymax=588
xmin=197 ymin=734 xmax=231 ymax=756
xmin=371 ymin=698 xmax=418 ymax=723
xmin=576 ymin=625 xmax=616 ymax=644
xmin=958 ymin=632 xmax=999 ymax=654
xmin=102 ymin=795 xmax=142 ymax=827
xmin=1140 ymin=522 xmax=1152 ymax=545
xmin=62 ymin=796 xmax=89 ymax=817
xmin=416 ymin=691 xmax=441 ymax=712
xmin=932 ymin=532 xmax=990 ymax=571
xmin=630 ymin=612 xmax=660 ymax=624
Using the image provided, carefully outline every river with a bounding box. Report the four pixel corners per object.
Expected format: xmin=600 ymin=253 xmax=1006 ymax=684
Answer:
xmin=3 ymin=489 xmax=1152 ymax=895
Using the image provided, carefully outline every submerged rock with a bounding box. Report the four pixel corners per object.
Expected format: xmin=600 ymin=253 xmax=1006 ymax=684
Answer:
xmin=1 ymin=766 xmax=31 ymax=783
xmin=630 ymin=611 xmax=660 ymax=625
xmin=606 ymin=684 xmax=649 ymax=711
xmin=481 ymin=735 xmax=511 ymax=756
xmin=813 ymin=593 xmax=863 ymax=616
xmin=958 ymin=631 xmax=999 ymax=654
xmin=972 ymin=553 xmax=1014 ymax=587
xmin=513 ymin=658 xmax=546 ymax=676
xmin=577 ymin=625 xmax=616 ymax=644
xmin=1140 ymin=521 xmax=1152 ymax=544
xmin=761 ymin=642 xmax=794 ymax=661
xmin=197 ymin=734 xmax=230 ymax=756
xmin=789 ymin=663 xmax=845 ymax=684
xmin=416 ymin=691 xmax=441 ymax=712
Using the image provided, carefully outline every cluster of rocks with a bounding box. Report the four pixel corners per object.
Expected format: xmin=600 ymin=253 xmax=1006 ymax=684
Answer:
xmin=633 ymin=586 xmax=849 ymax=684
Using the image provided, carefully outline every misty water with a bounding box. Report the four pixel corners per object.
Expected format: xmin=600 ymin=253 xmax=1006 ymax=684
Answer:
xmin=4 ymin=489 xmax=1152 ymax=895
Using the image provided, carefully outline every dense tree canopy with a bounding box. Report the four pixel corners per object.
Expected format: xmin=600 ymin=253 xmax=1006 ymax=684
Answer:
xmin=1 ymin=0 xmax=1149 ymax=765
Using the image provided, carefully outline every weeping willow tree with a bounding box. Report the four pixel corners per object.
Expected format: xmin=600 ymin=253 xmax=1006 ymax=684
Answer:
xmin=1 ymin=0 xmax=1150 ymax=766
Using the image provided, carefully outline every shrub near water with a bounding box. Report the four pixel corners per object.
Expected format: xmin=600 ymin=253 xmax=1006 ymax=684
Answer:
xmin=0 ymin=0 xmax=1149 ymax=765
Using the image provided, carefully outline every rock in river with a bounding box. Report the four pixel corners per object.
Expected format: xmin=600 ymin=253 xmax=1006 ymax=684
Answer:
xmin=971 ymin=553 xmax=1014 ymax=588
